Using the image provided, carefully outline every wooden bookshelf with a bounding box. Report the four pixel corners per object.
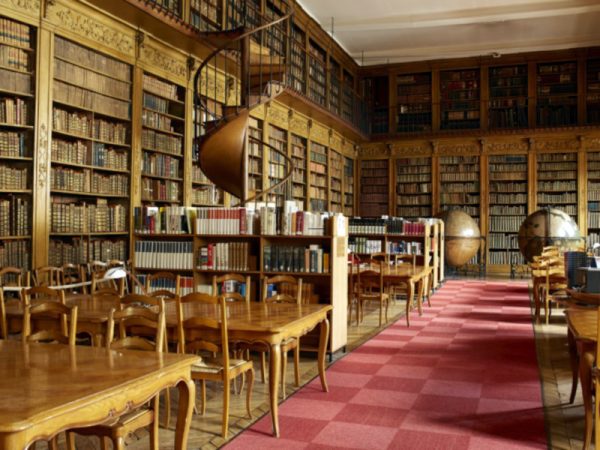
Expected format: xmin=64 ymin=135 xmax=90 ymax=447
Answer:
xmin=190 ymin=0 xmax=221 ymax=32
xmin=343 ymin=156 xmax=354 ymax=216
xmin=329 ymin=57 xmax=341 ymax=116
xmin=0 ymin=15 xmax=34 ymax=270
xmin=360 ymin=159 xmax=389 ymax=217
xmin=587 ymin=58 xmax=600 ymax=125
xmin=268 ymin=124 xmax=287 ymax=205
xmin=342 ymin=70 xmax=355 ymax=124
xmin=587 ymin=151 xmax=600 ymax=246
xmin=439 ymin=155 xmax=480 ymax=221
xmin=536 ymin=152 xmax=578 ymax=221
xmin=395 ymin=157 xmax=432 ymax=218
xmin=290 ymin=134 xmax=306 ymax=208
xmin=289 ymin=22 xmax=306 ymax=94
xmin=309 ymin=141 xmax=327 ymax=212
xmin=488 ymin=65 xmax=528 ymax=129
xmin=396 ymin=72 xmax=432 ymax=132
xmin=487 ymin=154 xmax=528 ymax=268
xmin=308 ymin=39 xmax=326 ymax=107
xmin=329 ymin=149 xmax=343 ymax=213
xmin=147 ymin=0 xmax=181 ymax=17
xmin=440 ymin=68 xmax=480 ymax=130
xmin=191 ymin=166 xmax=224 ymax=207
xmin=363 ymin=76 xmax=389 ymax=134
xmin=537 ymin=61 xmax=578 ymax=127
xmin=141 ymin=72 xmax=184 ymax=205
xmin=248 ymin=117 xmax=264 ymax=199
xmin=50 ymin=36 xmax=131 ymax=266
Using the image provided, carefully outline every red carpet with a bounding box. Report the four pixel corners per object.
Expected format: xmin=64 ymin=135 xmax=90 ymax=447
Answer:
xmin=225 ymin=280 xmax=547 ymax=449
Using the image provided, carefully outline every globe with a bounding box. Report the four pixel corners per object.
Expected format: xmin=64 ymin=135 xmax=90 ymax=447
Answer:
xmin=518 ymin=208 xmax=583 ymax=262
xmin=437 ymin=210 xmax=481 ymax=267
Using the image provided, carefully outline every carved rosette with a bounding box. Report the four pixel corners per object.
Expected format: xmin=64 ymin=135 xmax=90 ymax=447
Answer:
xmin=141 ymin=45 xmax=187 ymax=81
xmin=37 ymin=123 xmax=48 ymax=188
xmin=48 ymin=6 xmax=134 ymax=56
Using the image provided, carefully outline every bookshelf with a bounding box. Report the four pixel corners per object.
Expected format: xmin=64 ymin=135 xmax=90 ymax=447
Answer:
xmin=268 ymin=124 xmax=287 ymax=205
xmin=191 ymin=166 xmax=224 ymax=207
xmin=289 ymin=22 xmax=306 ymax=94
xmin=147 ymin=0 xmax=181 ymax=16
xmin=50 ymin=36 xmax=131 ymax=266
xmin=343 ymin=156 xmax=354 ymax=216
xmin=440 ymin=68 xmax=480 ymax=130
xmin=439 ymin=155 xmax=480 ymax=221
xmin=290 ymin=134 xmax=306 ymax=208
xmin=190 ymin=0 xmax=221 ymax=32
xmin=396 ymin=72 xmax=432 ymax=132
xmin=588 ymin=151 xmax=600 ymax=246
xmin=536 ymin=152 xmax=578 ymax=221
xmin=248 ymin=117 xmax=264 ymax=199
xmin=536 ymin=61 xmax=577 ymax=127
xmin=360 ymin=159 xmax=389 ymax=217
xmin=488 ymin=65 xmax=528 ymax=129
xmin=141 ymin=72 xmax=185 ymax=205
xmin=587 ymin=58 xmax=600 ymax=125
xmin=329 ymin=150 xmax=343 ymax=213
xmin=0 ymin=15 xmax=34 ymax=270
xmin=487 ymin=154 xmax=528 ymax=268
xmin=363 ymin=76 xmax=389 ymax=134
xmin=309 ymin=141 xmax=328 ymax=212
xmin=329 ymin=57 xmax=341 ymax=116
xmin=308 ymin=39 xmax=326 ymax=107
xmin=342 ymin=70 xmax=354 ymax=124
xmin=395 ymin=157 xmax=432 ymax=219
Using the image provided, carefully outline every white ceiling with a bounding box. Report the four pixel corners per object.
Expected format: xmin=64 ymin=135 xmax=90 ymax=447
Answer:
xmin=296 ymin=0 xmax=600 ymax=65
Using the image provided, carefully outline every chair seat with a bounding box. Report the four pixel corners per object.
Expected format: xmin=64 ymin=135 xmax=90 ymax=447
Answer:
xmin=192 ymin=357 xmax=250 ymax=374
xmin=359 ymin=293 xmax=389 ymax=301
xmin=72 ymin=407 xmax=154 ymax=438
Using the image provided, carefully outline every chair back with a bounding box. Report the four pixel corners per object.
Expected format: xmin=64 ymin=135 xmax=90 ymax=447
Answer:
xmin=177 ymin=293 xmax=229 ymax=368
xmin=33 ymin=266 xmax=63 ymax=287
xmin=61 ymin=263 xmax=86 ymax=294
xmin=23 ymin=300 xmax=78 ymax=346
xmin=370 ymin=252 xmax=389 ymax=264
xmin=145 ymin=271 xmax=181 ymax=296
xmin=22 ymin=286 xmax=65 ymax=306
xmin=394 ymin=254 xmax=416 ymax=267
xmin=212 ymin=274 xmax=251 ymax=304
xmin=91 ymin=270 xmax=125 ymax=296
xmin=106 ymin=299 xmax=165 ymax=353
xmin=89 ymin=260 xmax=108 ymax=274
xmin=148 ymin=289 xmax=178 ymax=302
xmin=357 ymin=259 xmax=384 ymax=295
xmin=0 ymin=267 xmax=29 ymax=288
xmin=262 ymin=275 xmax=302 ymax=304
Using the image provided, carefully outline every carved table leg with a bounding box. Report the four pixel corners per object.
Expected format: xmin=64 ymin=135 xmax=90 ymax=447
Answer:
xmin=175 ymin=378 xmax=195 ymax=450
xmin=405 ymin=281 xmax=415 ymax=327
xmin=567 ymin=328 xmax=579 ymax=404
xmin=318 ymin=317 xmax=330 ymax=393
xmin=269 ymin=343 xmax=281 ymax=437
xmin=579 ymin=344 xmax=594 ymax=450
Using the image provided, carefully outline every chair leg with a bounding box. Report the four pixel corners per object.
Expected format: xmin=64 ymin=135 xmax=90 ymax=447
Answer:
xmin=150 ymin=398 xmax=160 ymax=450
xmin=260 ymin=352 xmax=267 ymax=383
xmin=114 ymin=436 xmax=125 ymax=450
xmin=99 ymin=436 xmax=109 ymax=450
xmin=293 ymin=344 xmax=300 ymax=387
xmin=246 ymin=367 xmax=254 ymax=418
xmin=281 ymin=348 xmax=288 ymax=399
xmin=49 ymin=437 xmax=59 ymax=450
xmin=162 ymin=388 xmax=171 ymax=429
xmin=384 ymin=298 xmax=389 ymax=323
xmin=222 ymin=378 xmax=230 ymax=439
xmin=66 ymin=432 xmax=76 ymax=450
xmin=201 ymin=380 xmax=207 ymax=416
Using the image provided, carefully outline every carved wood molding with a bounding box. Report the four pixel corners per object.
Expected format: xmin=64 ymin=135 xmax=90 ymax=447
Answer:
xmin=433 ymin=141 xmax=480 ymax=156
xmin=0 ymin=0 xmax=39 ymax=15
xmin=360 ymin=143 xmax=389 ymax=158
xmin=310 ymin=123 xmax=329 ymax=146
xmin=391 ymin=143 xmax=432 ymax=157
xmin=140 ymin=44 xmax=187 ymax=81
xmin=37 ymin=123 xmax=48 ymax=188
xmin=289 ymin=115 xmax=308 ymax=137
xmin=266 ymin=103 xmax=288 ymax=128
xmin=534 ymin=138 xmax=580 ymax=152
xmin=480 ymin=140 xmax=529 ymax=154
xmin=582 ymin=137 xmax=600 ymax=150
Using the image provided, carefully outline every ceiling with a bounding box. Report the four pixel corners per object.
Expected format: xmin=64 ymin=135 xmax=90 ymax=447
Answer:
xmin=296 ymin=0 xmax=600 ymax=66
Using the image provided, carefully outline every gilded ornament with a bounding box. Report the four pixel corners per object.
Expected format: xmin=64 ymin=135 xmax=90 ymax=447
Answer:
xmin=535 ymin=139 xmax=579 ymax=151
xmin=37 ymin=123 xmax=48 ymax=188
xmin=0 ymin=0 xmax=39 ymax=13
xmin=141 ymin=45 xmax=186 ymax=80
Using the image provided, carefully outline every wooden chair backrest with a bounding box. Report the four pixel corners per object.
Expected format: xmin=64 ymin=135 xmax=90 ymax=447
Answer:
xmin=0 ymin=267 xmax=29 ymax=287
xmin=370 ymin=252 xmax=389 ymax=264
xmin=145 ymin=271 xmax=181 ymax=296
xmin=22 ymin=286 xmax=65 ymax=306
xmin=212 ymin=273 xmax=251 ymax=304
xmin=61 ymin=263 xmax=86 ymax=293
xmin=91 ymin=270 xmax=125 ymax=296
xmin=33 ymin=266 xmax=63 ymax=287
xmin=23 ymin=300 xmax=78 ymax=346
xmin=262 ymin=275 xmax=302 ymax=304
xmin=394 ymin=254 xmax=416 ymax=266
xmin=106 ymin=300 xmax=165 ymax=353
xmin=357 ymin=259 xmax=384 ymax=294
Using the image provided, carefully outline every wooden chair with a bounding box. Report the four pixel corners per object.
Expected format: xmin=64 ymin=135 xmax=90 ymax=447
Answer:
xmin=91 ymin=269 xmax=125 ymax=296
xmin=371 ymin=252 xmax=389 ymax=264
xmin=212 ymin=274 xmax=251 ymax=304
xmin=67 ymin=300 xmax=166 ymax=450
xmin=61 ymin=263 xmax=86 ymax=294
xmin=348 ymin=256 xmax=361 ymax=326
xmin=177 ymin=292 xmax=254 ymax=438
xmin=542 ymin=264 xmax=568 ymax=324
xmin=33 ymin=266 xmax=63 ymax=287
xmin=0 ymin=266 xmax=30 ymax=288
xmin=356 ymin=258 xmax=389 ymax=327
xmin=22 ymin=300 xmax=78 ymax=346
xmin=22 ymin=286 xmax=66 ymax=306
xmin=88 ymin=260 xmax=108 ymax=274
xmin=145 ymin=271 xmax=181 ymax=296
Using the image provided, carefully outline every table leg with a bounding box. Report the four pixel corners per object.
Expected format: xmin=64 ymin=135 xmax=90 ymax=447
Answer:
xmin=579 ymin=344 xmax=594 ymax=450
xmin=405 ymin=281 xmax=415 ymax=327
xmin=318 ymin=318 xmax=330 ymax=393
xmin=416 ymin=277 xmax=424 ymax=316
xmin=269 ymin=343 xmax=281 ymax=437
xmin=175 ymin=378 xmax=195 ymax=450
xmin=566 ymin=328 xmax=578 ymax=404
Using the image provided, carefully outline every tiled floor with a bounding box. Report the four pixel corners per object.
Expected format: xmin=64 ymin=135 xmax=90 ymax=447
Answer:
xmin=47 ymin=278 xmax=591 ymax=449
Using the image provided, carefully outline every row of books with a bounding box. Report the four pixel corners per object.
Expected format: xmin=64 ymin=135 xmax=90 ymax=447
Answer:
xmin=192 ymin=186 xmax=222 ymax=206
xmin=440 ymin=194 xmax=480 ymax=206
xmin=441 ymin=182 xmax=478 ymax=193
xmin=489 ymin=182 xmax=527 ymax=193
xmin=0 ymin=44 xmax=29 ymax=72
xmin=143 ymin=74 xmax=179 ymax=101
xmin=51 ymin=168 xmax=128 ymax=195
xmin=141 ymin=129 xmax=182 ymax=155
xmin=0 ymin=18 xmax=31 ymax=48
xmin=135 ymin=274 xmax=194 ymax=296
xmin=142 ymin=152 xmax=180 ymax=179
xmin=52 ymin=140 xmax=129 ymax=171
xmin=141 ymin=178 xmax=180 ymax=202
xmin=142 ymin=109 xmax=179 ymax=134
xmin=489 ymin=172 xmax=527 ymax=181
xmin=142 ymin=93 xmax=177 ymax=117
xmin=397 ymin=194 xmax=431 ymax=206
xmin=49 ymin=237 xmax=126 ymax=266
xmin=54 ymin=59 xmax=130 ymax=101
xmin=440 ymin=172 xmax=478 ymax=182
xmin=490 ymin=205 xmax=526 ymax=215
xmin=537 ymin=192 xmax=576 ymax=203
xmin=264 ymin=244 xmax=329 ymax=273
xmin=349 ymin=237 xmax=382 ymax=254
xmin=133 ymin=205 xmax=196 ymax=234
xmin=0 ymin=67 xmax=31 ymax=95
xmin=192 ymin=166 xmax=211 ymax=184
xmin=0 ymin=97 xmax=28 ymax=125
xmin=52 ymin=108 xmax=129 ymax=144
xmin=441 ymin=205 xmax=479 ymax=217
xmin=488 ymin=216 xmax=524 ymax=233
xmin=488 ymin=233 xmax=519 ymax=249
xmin=134 ymin=240 xmax=193 ymax=270
xmin=197 ymin=242 xmax=251 ymax=271
xmin=0 ymin=239 xmax=29 ymax=270
xmin=538 ymin=181 xmax=576 ymax=191
xmin=0 ymin=164 xmax=26 ymax=189
xmin=0 ymin=196 xmax=28 ymax=236
xmin=51 ymin=200 xmax=126 ymax=233
xmin=53 ymin=81 xmax=130 ymax=121
xmin=396 ymin=206 xmax=432 ymax=218
xmin=397 ymin=183 xmax=430 ymax=194
xmin=0 ymin=131 xmax=26 ymax=157
xmin=488 ymin=250 xmax=524 ymax=265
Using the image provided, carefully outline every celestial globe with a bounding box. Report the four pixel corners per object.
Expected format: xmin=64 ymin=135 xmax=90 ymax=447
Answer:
xmin=437 ymin=210 xmax=481 ymax=267
xmin=518 ymin=208 xmax=582 ymax=262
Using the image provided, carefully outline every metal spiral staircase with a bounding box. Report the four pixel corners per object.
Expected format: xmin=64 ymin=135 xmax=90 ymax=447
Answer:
xmin=193 ymin=0 xmax=294 ymax=205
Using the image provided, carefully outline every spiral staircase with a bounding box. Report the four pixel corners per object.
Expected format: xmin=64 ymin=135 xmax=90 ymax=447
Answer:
xmin=193 ymin=0 xmax=295 ymax=205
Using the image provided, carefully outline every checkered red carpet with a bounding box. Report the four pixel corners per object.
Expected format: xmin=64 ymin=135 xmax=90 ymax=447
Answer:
xmin=226 ymin=280 xmax=547 ymax=449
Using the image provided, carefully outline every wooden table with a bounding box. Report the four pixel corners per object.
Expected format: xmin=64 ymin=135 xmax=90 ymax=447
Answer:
xmin=0 ymin=340 xmax=197 ymax=450
xmin=5 ymin=297 xmax=332 ymax=437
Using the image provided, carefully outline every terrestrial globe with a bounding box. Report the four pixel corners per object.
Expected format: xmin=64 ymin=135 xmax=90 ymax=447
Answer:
xmin=437 ymin=210 xmax=481 ymax=267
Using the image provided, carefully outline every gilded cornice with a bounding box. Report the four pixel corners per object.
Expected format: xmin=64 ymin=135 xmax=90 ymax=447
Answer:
xmin=582 ymin=137 xmax=600 ymax=150
xmin=391 ymin=143 xmax=431 ymax=157
xmin=37 ymin=123 xmax=48 ymax=188
xmin=0 ymin=0 xmax=39 ymax=15
xmin=534 ymin=138 xmax=579 ymax=152
xmin=329 ymin=132 xmax=343 ymax=151
xmin=266 ymin=103 xmax=288 ymax=128
xmin=434 ymin=141 xmax=480 ymax=156
xmin=360 ymin=143 xmax=389 ymax=158
xmin=481 ymin=140 xmax=529 ymax=154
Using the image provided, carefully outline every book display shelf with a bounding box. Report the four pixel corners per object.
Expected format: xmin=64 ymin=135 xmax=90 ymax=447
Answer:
xmin=360 ymin=159 xmax=389 ymax=217
xmin=141 ymin=72 xmax=184 ymax=205
xmin=439 ymin=155 xmax=480 ymax=221
xmin=50 ymin=36 xmax=131 ymax=265
xmin=290 ymin=134 xmax=306 ymax=208
xmin=308 ymin=39 xmax=326 ymax=107
xmin=536 ymin=152 xmax=577 ymax=221
xmin=395 ymin=157 xmax=432 ymax=219
xmin=440 ymin=68 xmax=480 ymax=130
xmin=588 ymin=151 xmax=600 ymax=246
xmin=396 ymin=72 xmax=432 ymax=132
xmin=488 ymin=65 xmax=528 ymax=129
xmin=343 ymin=156 xmax=354 ymax=216
xmin=587 ymin=58 xmax=600 ymax=125
xmin=0 ymin=16 xmax=34 ymax=269
xmin=268 ymin=124 xmax=287 ymax=205
xmin=248 ymin=117 xmax=264 ymax=199
xmin=329 ymin=150 xmax=343 ymax=213
xmin=487 ymin=154 xmax=528 ymax=268
xmin=537 ymin=61 xmax=577 ymax=127
xmin=309 ymin=141 xmax=328 ymax=212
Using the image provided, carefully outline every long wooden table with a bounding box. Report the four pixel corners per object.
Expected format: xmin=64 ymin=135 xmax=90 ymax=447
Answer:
xmin=5 ymin=297 xmax=332 ymax=437
xmin=0 ymin=339 xmax=198 ymax=450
